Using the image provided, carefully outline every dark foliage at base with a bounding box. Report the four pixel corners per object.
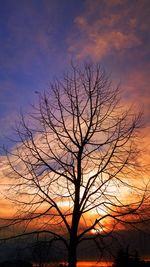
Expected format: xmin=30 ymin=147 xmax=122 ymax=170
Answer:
xmin=0 ymin=260 xmax=32 ymax=267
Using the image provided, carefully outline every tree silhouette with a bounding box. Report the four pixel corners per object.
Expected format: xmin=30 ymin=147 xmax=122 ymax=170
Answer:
xmin=1 ymin=63 xmax=149 ymax=267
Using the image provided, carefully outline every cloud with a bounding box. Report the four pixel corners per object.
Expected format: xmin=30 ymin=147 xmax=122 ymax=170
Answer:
xmin=69 ymin=28 xmax=141 ymax=60
xmin=122 ymin=62 xmax=150 ymax=119
xmin=67 ymin=0 xmax=150 ymax=169
xmin=68 ymin=0 xmax=149 ymax=61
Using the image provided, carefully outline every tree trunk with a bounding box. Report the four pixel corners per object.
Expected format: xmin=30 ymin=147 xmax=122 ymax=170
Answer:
xmin=68 ymin=239 xmax=77 ymax=267
xmin=68 ymin=151 xmax=82 ymax=267
xmin=68 ymin=205 xmax=79 ymax=267
xmin=68 ymin=190 xmax=79 ymax=267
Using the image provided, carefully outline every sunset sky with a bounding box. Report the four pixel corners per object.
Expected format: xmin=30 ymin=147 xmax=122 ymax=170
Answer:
xmin=0 ymin=0 xmax=150 ymax=264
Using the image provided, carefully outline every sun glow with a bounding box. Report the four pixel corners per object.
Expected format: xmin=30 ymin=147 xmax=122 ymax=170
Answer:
xmin=90 ymin=228 xmax=104 ymax=234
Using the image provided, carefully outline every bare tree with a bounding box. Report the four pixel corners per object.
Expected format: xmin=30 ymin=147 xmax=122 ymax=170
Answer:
xmin=1 ymin=63 xmax=149 ymax=267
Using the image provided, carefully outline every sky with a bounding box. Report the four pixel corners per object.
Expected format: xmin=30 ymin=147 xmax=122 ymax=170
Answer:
xmin=0 ymin=0 xmax=150 ymax=263
xmin=0 ymin=0 xmax=149 ymax=149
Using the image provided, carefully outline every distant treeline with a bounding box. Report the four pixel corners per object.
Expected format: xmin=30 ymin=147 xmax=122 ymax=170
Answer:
xmin=113 ymin=246 xmax=150 ymax=267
